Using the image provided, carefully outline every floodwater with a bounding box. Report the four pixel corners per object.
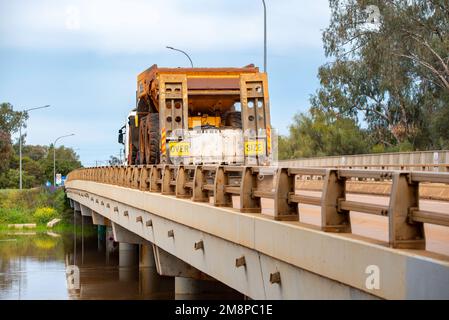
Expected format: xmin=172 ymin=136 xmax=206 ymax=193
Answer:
xmin=0 ymin=216 xmax=175 ymax=299
xmin=0 ymin=216 xmax=240 ymax=300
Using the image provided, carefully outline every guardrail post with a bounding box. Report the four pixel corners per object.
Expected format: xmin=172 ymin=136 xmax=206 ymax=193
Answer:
xmin=175 ymin=165 xmax=190 ymax=198
xmin=240 ymin=167 xmax=260 ymax=213
xmin=112 ymin=167 xmax=117 ymax=184
xmin=274 ymin=168 xmax=297 ymax=220
xmin=131 ymin=166 xmax=141 ymax=189
xmin=388 ymin=172 xmax=425 ymax=249
xmin=213 ymin=166 xmax=232 ymax=207
xmin=118 ymin=167 xmax=124 ymax=186
xmin=105 ymin=167 xmax=110 ymax=184
xmin=149 ymin=165 xmax=161 ymax=192
xmin=162 ymin=165 xmax=175 ymax=195
xmin=192 ymin=166 xmax=209 ymax=202
xmin=321 ymin=169 xmax=351 ymax=232
xmin=125 ymin=167 xmax=132 ymax=187
xmin=139 ymin=165 xmax=150 ymax=191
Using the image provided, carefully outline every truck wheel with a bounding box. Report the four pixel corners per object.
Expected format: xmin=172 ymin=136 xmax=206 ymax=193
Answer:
xmin=145 ymin=113 xmax=160 ymax=164
xmin=138 ymin=118 xmax=147 ymax=165
xmin=226 ymin=111 xmax=242 ymax=128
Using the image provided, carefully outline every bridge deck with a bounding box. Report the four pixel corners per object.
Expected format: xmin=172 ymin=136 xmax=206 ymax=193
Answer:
xmin=66 ymin=179 xmax=449 ymax=299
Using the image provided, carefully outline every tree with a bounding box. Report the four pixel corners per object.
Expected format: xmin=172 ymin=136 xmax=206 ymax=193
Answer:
xmin=0 ymin=103 xmax=27 ymax=173
xmin=314 ymin=0 xmax=449 ymax=150
xmin=108 ymin=155 xmax=122 ymax=166
xmin=278 ymin=108 xmax=369 ymax=159
xmin=0 ymin=131 xmax=12 ymax=173
xmin=0 ymin=102 xmax=27 ymax=134
xmin=42 ymin=145 xmax=82 ymax=182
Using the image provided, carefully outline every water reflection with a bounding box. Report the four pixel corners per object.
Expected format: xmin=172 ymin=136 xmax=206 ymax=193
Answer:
xmin=0 ymin=215 xmax=173 ymax=300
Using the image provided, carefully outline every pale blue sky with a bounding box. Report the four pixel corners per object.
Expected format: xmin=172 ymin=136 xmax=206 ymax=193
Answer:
xmin=0 ymin=0 xmax=331 ymax=166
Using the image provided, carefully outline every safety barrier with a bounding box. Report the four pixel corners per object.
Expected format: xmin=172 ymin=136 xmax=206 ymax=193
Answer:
xmin=279 ymin=150 xmax=449 ymax=172
xmin=67 ymin=165 xmax=449 ymax=250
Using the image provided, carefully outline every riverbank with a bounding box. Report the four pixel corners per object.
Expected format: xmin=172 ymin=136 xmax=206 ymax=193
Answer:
xmin=0 ymin=187 xmax=72 ymax=228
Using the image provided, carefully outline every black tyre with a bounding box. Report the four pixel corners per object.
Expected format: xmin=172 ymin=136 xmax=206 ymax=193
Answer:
xmin=138 ymin=117 xmax=147 ymax=165
xmin=145 ymin=113 xmax=160 ymax=164
xmin=225 ymin=111 xmax=242 ymax=128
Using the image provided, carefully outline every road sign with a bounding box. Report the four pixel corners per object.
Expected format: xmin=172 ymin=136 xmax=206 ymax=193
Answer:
xmin=56 ymin=174 xmax=62 ymax=186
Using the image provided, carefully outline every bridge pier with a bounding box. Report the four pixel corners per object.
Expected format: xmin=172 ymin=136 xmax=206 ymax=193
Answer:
xmin=175 ymin=277 xmax=240 ymax=299
xmin=139 ymin=244 xmax=175 ymax=297
xmin=139 ymin=244 xmax=155 ymax=268
xmin=118 ymin=242 xmax=139 ymax=282
xmin=73 ymin=201 xmax=81 ymax=213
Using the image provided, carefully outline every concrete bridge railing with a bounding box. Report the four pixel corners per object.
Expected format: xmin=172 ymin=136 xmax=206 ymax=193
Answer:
xmin=67 ymin=165 xmax=449 ymax=250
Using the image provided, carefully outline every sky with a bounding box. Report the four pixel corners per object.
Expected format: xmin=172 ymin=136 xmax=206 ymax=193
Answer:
xmin=0 ymin=0 xmax=331 ymax=166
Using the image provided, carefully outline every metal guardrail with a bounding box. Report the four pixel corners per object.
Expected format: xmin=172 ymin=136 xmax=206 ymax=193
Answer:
xmin=67 ymin=165 xmax=449 ymax=250
xmin=279 ymin=150 xmax=449 ymax=172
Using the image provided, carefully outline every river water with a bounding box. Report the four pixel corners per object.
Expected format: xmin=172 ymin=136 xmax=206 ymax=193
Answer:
xmin=0 ymin=216 xmax=176 ymax=300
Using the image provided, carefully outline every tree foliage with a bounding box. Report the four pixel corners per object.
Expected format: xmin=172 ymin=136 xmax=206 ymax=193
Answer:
xmin=0 ymin=102 xmax=27 ymax=135
xmin=108 ymin=155 xmax=122 ymax=165
xmin=278 ymin=109 xmax=369 ymax=159
xmin=0 ymin=103 xmax=82 ymax=188
xmin=0 ymin=102 xmax=27 ymax=173
xmin=313 ymin=0 xmax=449 ymax=149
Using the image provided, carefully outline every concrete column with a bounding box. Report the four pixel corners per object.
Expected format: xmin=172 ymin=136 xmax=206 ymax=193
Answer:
xmin=139 ymin=267 xmax=175 ymax=298
xmin=73 ymin=201 xmax=81 ymax=213
xmin=175 ymin=277 xmax=241 ymax=299
xmin=97 ymin=225 xmax=106 ymax=252
xmin=139 ymin=244 xmax=155 ymax=268
xmin=119 ymin=243 xmax=138 ymax=282
xmin=119 ymin=243 xmax=138 ymax=267
xmin=105 ymin=226 xmax=116 ymax=264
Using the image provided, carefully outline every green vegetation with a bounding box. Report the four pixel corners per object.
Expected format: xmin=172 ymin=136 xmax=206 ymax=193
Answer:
xmin=0 ymin=188 xmax=71 ymax=225
xmin=280 ymin=1 xmax=449 ymax=159
xmin=0 ymin=102 xmax=82 ymax=188
xmin=33 ymin=207 xmax=58 ymax=224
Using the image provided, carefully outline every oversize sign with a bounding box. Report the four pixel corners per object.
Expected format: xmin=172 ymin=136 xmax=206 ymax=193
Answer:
xmin=169 ymin=141 xmax=190 ymax=156
xmin=244 ymin=140 xmax=265 ymax=156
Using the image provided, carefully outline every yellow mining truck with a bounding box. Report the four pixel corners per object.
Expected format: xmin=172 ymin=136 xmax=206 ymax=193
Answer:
xmin=118 ymin=64 xmax=272 ymax=166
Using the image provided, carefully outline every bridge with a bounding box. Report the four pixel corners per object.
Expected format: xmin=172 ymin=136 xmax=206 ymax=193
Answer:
xmin=65 ymin=163 xmax=449 ymax=299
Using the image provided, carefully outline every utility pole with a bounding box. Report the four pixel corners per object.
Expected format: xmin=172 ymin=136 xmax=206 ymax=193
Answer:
xmin=262 ymin=0 xmax=267 ymax=73
xmin=53 ymin=133 xmax=75 ymax=187
xmin=166 ymin=46 xmax=194 ymax=68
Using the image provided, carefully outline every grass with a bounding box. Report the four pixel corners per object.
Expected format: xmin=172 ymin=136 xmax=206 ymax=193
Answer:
xmin=0 ymin=187 xmax=72 ymax=227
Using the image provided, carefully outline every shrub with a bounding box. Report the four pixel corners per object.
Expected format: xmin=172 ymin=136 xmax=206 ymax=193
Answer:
xmin=0 ymin=207 xmax=31 ymax=224
xmin=33 ymin=207 xmax=58 ymax=224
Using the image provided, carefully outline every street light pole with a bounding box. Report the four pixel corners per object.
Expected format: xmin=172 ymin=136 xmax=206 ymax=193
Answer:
xmin=166 ymin=46 xmax=194 ymax=68
xmin=262 ymin=0 xmax=267 ymax=73
xmin=18 ymin=105 xmax=50 ymax=189
xmin=53 ymin=133 xmax=75 ymax=187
